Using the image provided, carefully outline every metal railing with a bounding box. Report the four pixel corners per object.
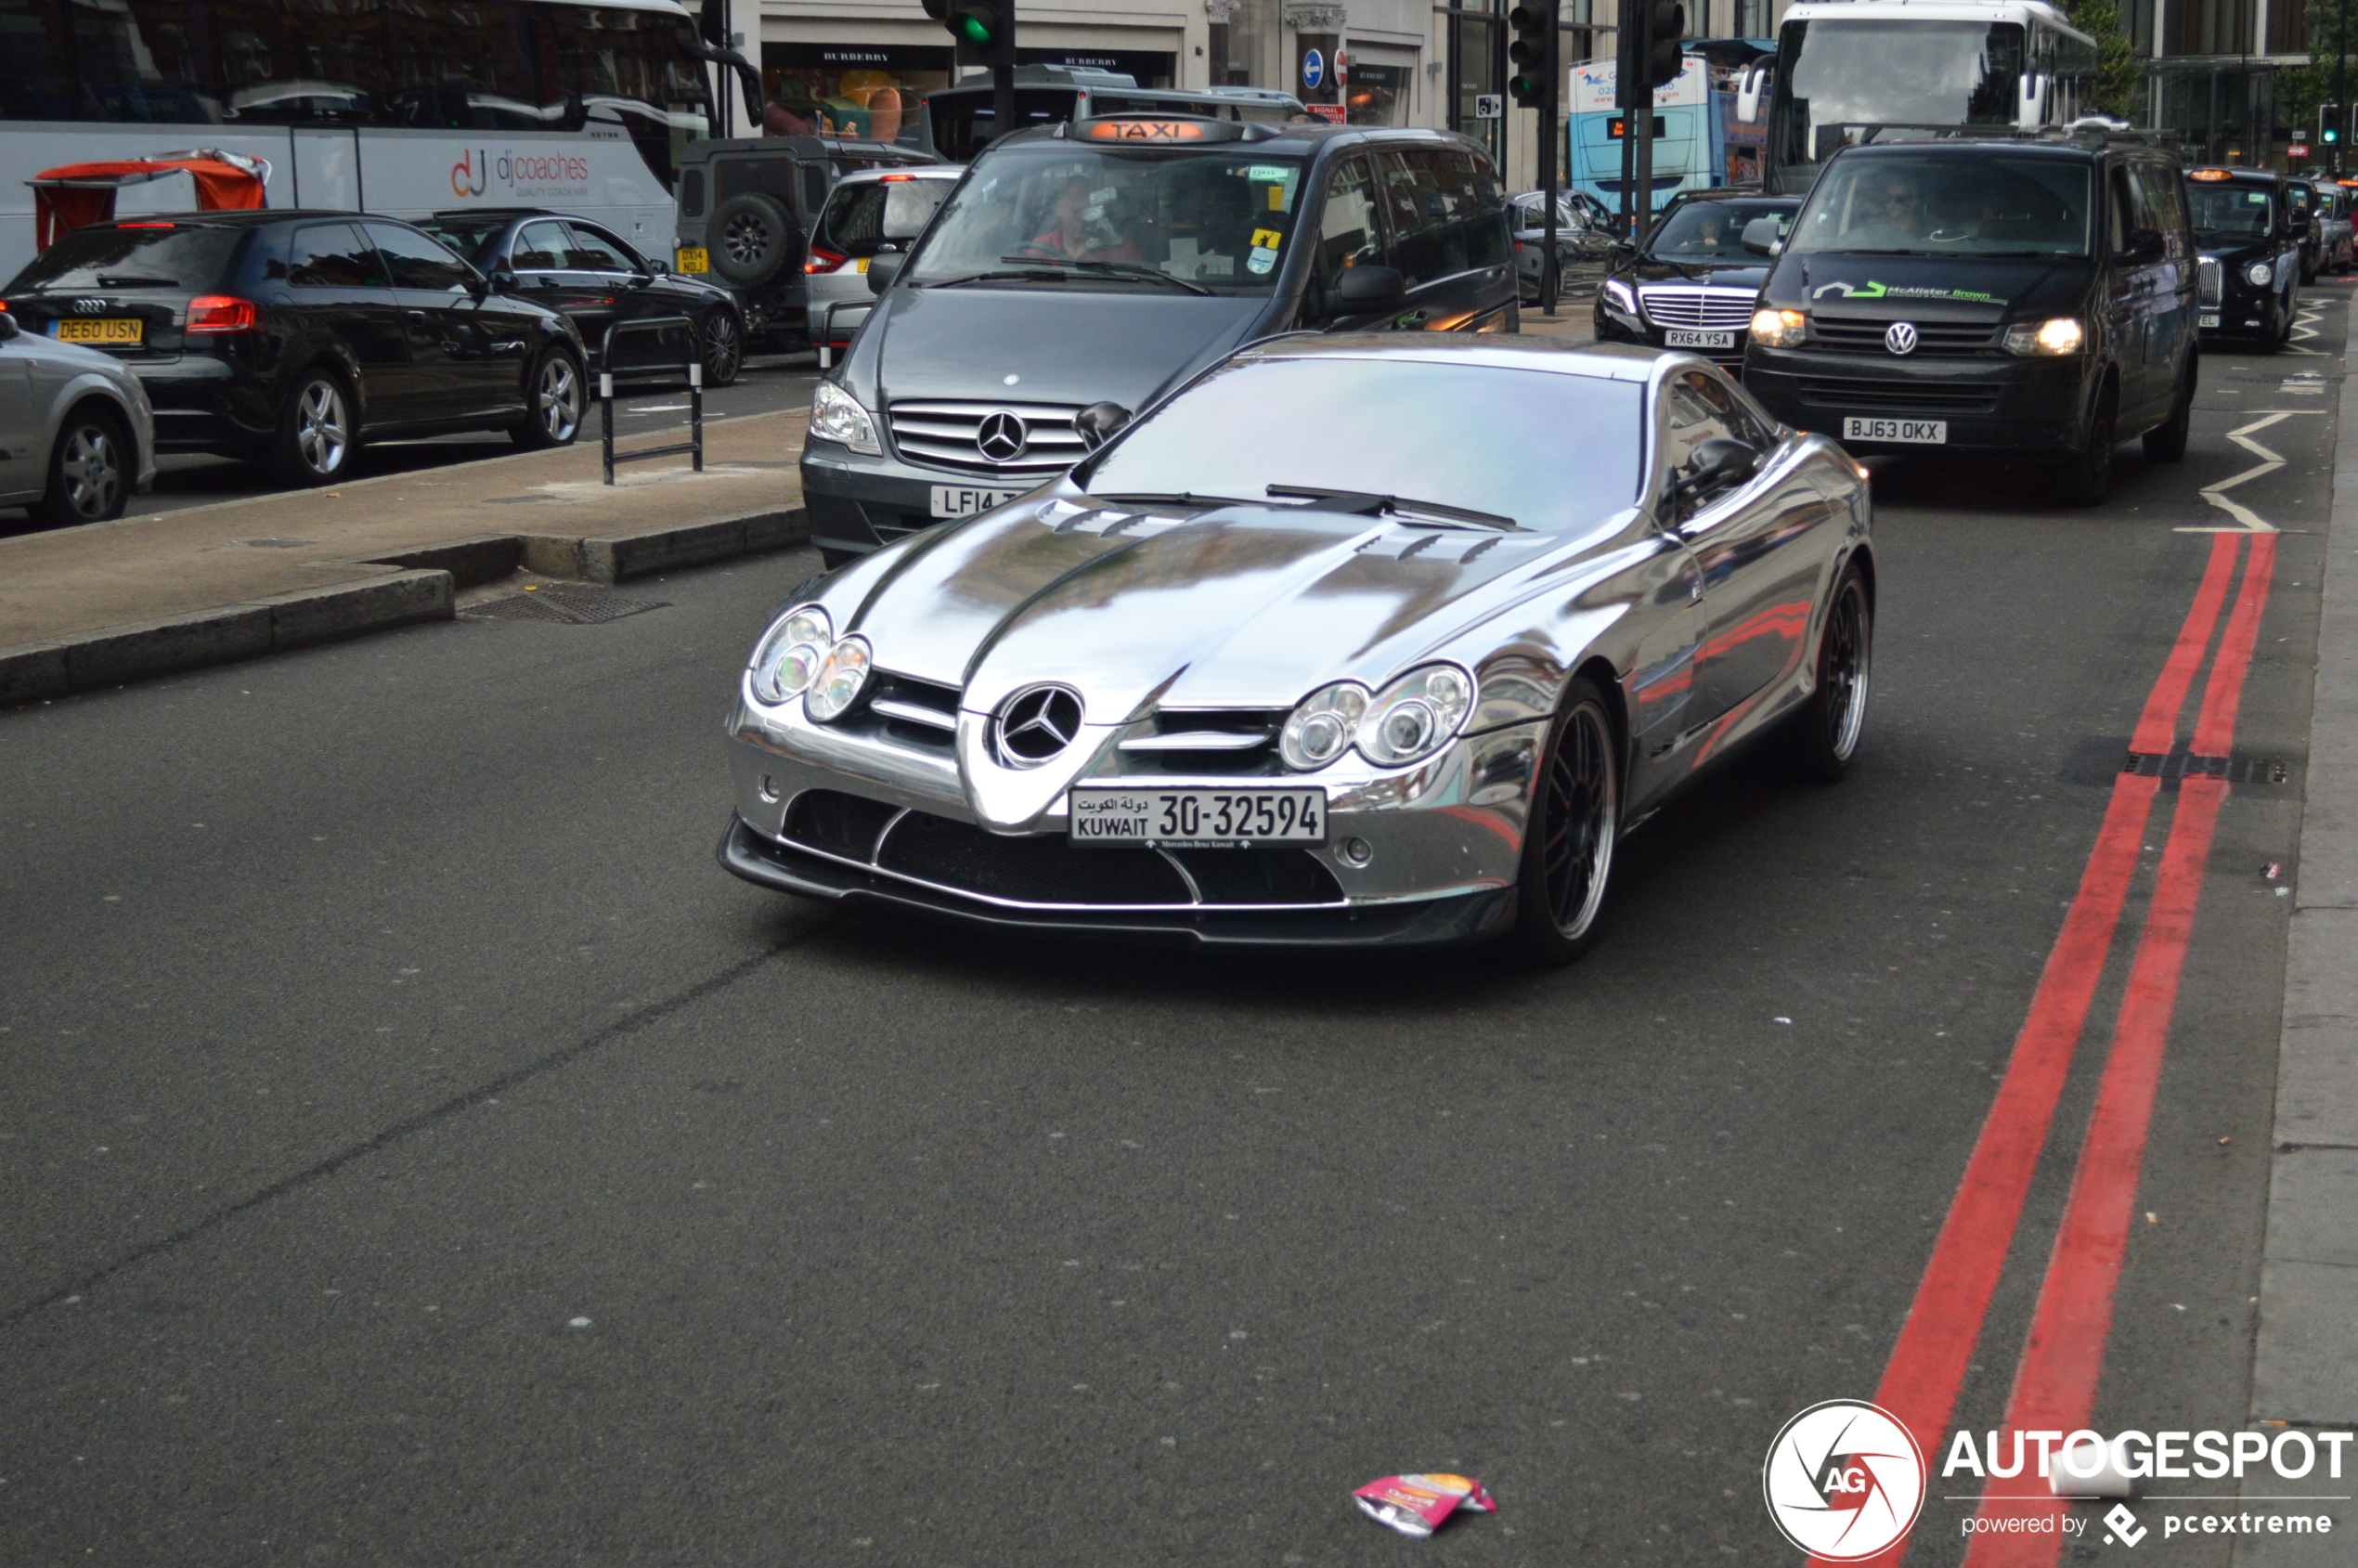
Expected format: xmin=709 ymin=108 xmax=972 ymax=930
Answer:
xmin=599 ymin=314 xmax=703 ymax=486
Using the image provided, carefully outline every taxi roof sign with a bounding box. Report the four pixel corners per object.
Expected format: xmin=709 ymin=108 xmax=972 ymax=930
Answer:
xmin=1075 ymin=115 xmax=1241 ymax=143
xmin=2189 ymin=167 xmax=2237 ymax=180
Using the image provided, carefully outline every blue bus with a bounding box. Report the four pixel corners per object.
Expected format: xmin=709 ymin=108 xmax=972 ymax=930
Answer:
xmin=1563 ymin=44 xmax=1770 ymax=218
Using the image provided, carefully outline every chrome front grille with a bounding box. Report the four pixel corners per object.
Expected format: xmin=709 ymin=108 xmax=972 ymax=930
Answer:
xmin=2199 ymin=255 xmax=2222 ymax=306
xmin=1637 ymin=286 xmax=1756 ymax=331
xmin=1113 ymin=709 xmax=1288 ymax=776
xmin=886 ymin=400 xmax=1088 ymax=478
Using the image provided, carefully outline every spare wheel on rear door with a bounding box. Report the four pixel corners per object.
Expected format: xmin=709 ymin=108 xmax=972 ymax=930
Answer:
xmin=711 ymin=191 xmax=799 ymax=286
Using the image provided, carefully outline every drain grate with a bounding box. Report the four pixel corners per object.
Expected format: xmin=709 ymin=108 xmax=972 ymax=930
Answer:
xmin=464 ymin=586 xmax=669 ymax=624
xmin=2057 ymin=736 xmax=2299 ymax=790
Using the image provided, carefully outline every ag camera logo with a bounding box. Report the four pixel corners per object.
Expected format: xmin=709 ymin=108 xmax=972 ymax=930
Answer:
xmin=1764 ymin=1399 xmax=1927 ymax=1560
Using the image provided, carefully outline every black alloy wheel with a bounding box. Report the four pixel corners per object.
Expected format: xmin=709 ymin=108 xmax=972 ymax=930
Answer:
xmin=1788 ymin=567 xmax=1873 ymax=784
xmin=32 ymin=406 xmax=130 ymax=526
xmin=2143 ymin=355 xmax=2196 ymax=463
xmin=268 ymin=367 xmax=357 ymax=487
xmin=708 ymin=192 xmax=797 ymax=287
xmin=512 ymin=346 xmax=584 ymax=449
xmin=2054 ymin=381 xmax=2118 ymax=506
xmin=1512 ymin=677 xmax=1620 ymax=966
xmin=701 ymin=309 xmax=745 ymax=388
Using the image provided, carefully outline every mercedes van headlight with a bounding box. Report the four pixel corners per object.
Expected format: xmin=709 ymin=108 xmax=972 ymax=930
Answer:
xmin=810 ymin=381 xmax=881 ymax=455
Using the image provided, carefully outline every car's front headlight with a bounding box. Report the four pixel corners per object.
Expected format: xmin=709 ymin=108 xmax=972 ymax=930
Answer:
xmin=810 ymin=380 xmax=881 ymax=455
xmin=748 ymin=605 xmax=832 ymax=706
xmin=1356 ymin=665 xmax=1474 ymax=768
xmin=2002 ymin=317 xmax=2085 ymax=356
xmin=1280 ymin=681 xmax=1370 ymax=771
xmin=1603 ymin=278 xmax=1639 ymax=315
xmin=2246 ymin=260 xmax=2275 ymax=286
xmin=1750 ymin=307 xmax=1806 ymax=348
xmin=804 ymin=635 xmax=873 ymax=722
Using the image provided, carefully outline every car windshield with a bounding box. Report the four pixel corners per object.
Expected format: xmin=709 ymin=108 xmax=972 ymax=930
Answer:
xmin=1787 ymin=154 xmax=2092 ymax=257
xmin=417 ymin=217 xmax=511 ymax=267
xmin=2189 ymin=184 xmax=2274 ymax=239
xmin=1512 ymin=194 xmax=1592 ymax=232
xmin=1647 ymin=199 xmax=1794 ymax=260
xmin=6 ymin=225 xmax=244 ymax=292
xmin=1079 ymin=356 xmax=1648 ymax=530
xmin=1774 ymin=19 xmax=2024 ymax=166
xmin=817 ymin=177 xmax=956 ymax=258
xmin=904 ymin=147 xmax=1309 ymax=292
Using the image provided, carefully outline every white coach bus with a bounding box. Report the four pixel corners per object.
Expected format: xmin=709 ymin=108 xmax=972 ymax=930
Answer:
xmin=0 ymin=0 xmax=733 ymax=279
xmin=1737 ymin=0 xmax=2104 ymax=195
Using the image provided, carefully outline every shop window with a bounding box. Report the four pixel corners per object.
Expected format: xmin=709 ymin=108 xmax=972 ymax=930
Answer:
xmin=1344 ymin=61 xmax=1406 ymax=124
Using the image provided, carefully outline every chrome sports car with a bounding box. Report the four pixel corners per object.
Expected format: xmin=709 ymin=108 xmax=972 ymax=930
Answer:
xmin=719 ymin=336 xmax=1874 ymax=960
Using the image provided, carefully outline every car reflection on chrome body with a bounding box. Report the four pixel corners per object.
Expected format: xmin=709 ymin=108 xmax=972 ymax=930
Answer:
xmin=719 ymin=336 xmax=1875 ymax=958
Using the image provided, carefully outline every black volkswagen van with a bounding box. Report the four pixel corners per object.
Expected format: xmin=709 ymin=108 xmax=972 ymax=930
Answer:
xmin=800 ymin=115 xmax=1519 ymax=562
xmin=2185 ymin=167 xmax=2305 ymax=351
xmin=1743 ymin=131 xmax=2198 ymax=505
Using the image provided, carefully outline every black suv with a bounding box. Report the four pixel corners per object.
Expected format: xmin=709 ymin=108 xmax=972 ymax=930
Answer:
xmin=1743 ymin=131 xmax=2198 ymax=504
xmin=0 ymin=211 xmax=587 ymax=487
xmin=671 ymin=136 xmax=941 ymax=351
xmin=2185 ymin=168 xmax=2306 ymax=351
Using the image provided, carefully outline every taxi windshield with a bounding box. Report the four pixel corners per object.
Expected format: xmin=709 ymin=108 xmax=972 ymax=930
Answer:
xmin=904 ymin=147 xmax=1308 ymax=292
xmin=2189 ymin=184 xmax=2274 ymax=239
xmin=1646 ymin=199 xmax=1794 ymax=261
xmin=1788 ymin=153 xmax=2092 ymax=258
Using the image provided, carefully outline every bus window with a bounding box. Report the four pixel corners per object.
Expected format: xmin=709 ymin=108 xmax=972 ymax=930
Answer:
xmin=1773 ymin=19 xmax=2025 ymax=168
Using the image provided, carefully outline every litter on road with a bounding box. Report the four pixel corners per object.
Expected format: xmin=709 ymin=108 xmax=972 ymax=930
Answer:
xmin=1353 ymin=1473 xmax=1496 ymax=1536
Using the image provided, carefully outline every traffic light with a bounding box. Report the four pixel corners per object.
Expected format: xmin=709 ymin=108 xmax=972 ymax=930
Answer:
xmin=1508 ymin=2 xmax=1557 ymax=110
xmin=1642 ymin=0 xmax=1686 ymax=89
xmin=2324 ymin=102 xmax=2345 ymax=146
xmin=923 ymin=0 xmax=1013 ymax=61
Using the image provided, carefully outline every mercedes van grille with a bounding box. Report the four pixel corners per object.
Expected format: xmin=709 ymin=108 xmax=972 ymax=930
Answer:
xmin=887 ymin=400 xmax=1090 ymax=478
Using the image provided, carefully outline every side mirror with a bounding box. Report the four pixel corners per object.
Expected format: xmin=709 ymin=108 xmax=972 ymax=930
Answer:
xmin=1735 ymin=61 xmax=1772 ymax=125
xmin=867 ymin=253 xmax=906 ymax=295
xmin=1674 ymin=437 xmax=1760 ymax=512
xmin=2015 ymin=71 xmax=2050 ymax=130
xmin=488 ymin=268 xmax=519 ymax=295
xmin=0 ymin=311 xmax=18 ymax=341
xmin=1335 ymin=265 xmax=1407 ymax=311
xmin=1740 ymin=216 xmax=1782 ymax=255
xmin=1075 ymin=401 xmax=1133 ymax=448
xmin=2127 ymin=227 xmax=2166 ymax=263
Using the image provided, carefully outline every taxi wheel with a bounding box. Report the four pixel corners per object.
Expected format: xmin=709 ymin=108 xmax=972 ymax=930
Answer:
xmin=2143 ymin=357 xmax=2195 ymax=463
xmin=2054 ymin=382 xmax=2118 ymax=507
xmin=1512 ymin=677 xmax=1620 ymax=967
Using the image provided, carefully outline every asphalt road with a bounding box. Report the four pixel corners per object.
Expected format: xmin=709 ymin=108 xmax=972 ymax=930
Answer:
xmin=0 ymin=301 xmax=2342 ymax=1566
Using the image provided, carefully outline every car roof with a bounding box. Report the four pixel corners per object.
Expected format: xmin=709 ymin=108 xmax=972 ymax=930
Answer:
xmin=71 ymin=209 xmax=356 ymax=230
xmin=1836 ymin=138 xmax=2109 ymax=165
xmin=1238 ymin=332 xmax=1679 ymax=383
xmin=828 ymin=164 xmax=964 ymax=185
xmin=1665 ymin=188 xmax=1798 ymax=204
xmin=996 ymin=119 xmax=1483 ymax=160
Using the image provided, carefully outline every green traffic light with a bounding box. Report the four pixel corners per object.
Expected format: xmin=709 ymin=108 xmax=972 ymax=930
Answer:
xmin=956 ymin=11 xmax=994 ymax=44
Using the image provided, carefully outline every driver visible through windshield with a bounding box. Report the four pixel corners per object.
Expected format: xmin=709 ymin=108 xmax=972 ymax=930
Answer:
xmin=904 ymin=148 xmax=1307 ymax=291
xmin=1788 ymin=153 xmax=2092 ymax=258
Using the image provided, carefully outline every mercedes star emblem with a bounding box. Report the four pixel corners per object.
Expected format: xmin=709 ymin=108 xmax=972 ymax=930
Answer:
xmin=1885 ymin=320 xmax=1920 ymax=356
xmin=976 ymin=411 xmax=1029 ymax=464
xmin=993 ymin=684 xmax=1084 ymax=767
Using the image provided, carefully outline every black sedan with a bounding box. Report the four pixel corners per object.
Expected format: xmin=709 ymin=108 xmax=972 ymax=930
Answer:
xmin=1593 ymin=190 xmax=1799 ymax=374
xmin=2185 ymin=168 xmax=2304 ymax=352
xmin=422 ymin=210 xmax=746 ymax=387
xmin=1 ymin=211 xmax=588 ymax=488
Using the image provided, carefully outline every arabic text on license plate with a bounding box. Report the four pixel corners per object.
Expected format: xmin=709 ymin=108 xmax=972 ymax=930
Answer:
xmin=677 ymin=247 xmax=709 ymax=274
xmin=1069 ymin=787 xmax=1328 ymax=848
xmin=1843 ymin=416 xmax=1947 ymax=445
xmin=1663 ymin=328 xmax=1734 ymax=348
xmin=930 ymin=485 xmax=1025 ymax=519
xmin=55 ymin=317 xmax=142 ymax=344
xmin=2198 ymin=311 xmax=2222 ymax=328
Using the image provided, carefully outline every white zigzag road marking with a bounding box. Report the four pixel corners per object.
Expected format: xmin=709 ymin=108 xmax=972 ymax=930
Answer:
xmin=2176 ymin=410 xmax=2326 ymax=533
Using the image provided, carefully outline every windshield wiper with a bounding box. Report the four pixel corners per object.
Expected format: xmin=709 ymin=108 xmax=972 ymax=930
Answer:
xmin=1092 ymin=491 xmax=1250 ymax=510
xmin=996 ymin=256 xmax=1217 ymax=295
xmin=93 ymin=275 xmax=178 ymax=288
xmin=1266 ymin=484 xmax=1521 ymax=531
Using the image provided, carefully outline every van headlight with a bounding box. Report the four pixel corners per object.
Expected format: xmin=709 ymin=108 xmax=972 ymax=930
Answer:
xmin=747 ymin=605 xmax=832 ymax=706
xmin=810 ymin=381 xmax=881 ymax=455
xmin=2002 ymin=317 xmax=2085 ymax=356
xmin=1750 ymin=308 xmax=1806 ymax=348
xmin=1356 ymin=665 xmax=1474 ymax=768
xmin=2246 ymin=260 xmax=2275 ymax=286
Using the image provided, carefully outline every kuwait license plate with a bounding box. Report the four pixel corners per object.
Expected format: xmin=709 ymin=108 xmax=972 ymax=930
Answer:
xmin=1069 ymin=786 xmax=1328 ymax=848
xmin=2199 ymin=311 xmax=2222 ymax=329
xmin=930 ymin=484 xmax=1026 ymax=519
xmin=1664 ymin=328 xmax=1734 ymax=348
xmin=54 ymin=317 xmax=142 ymax=344
xmin=676 ymin=247 xmax=709 ymax=273
xmin=1843 ymin=416 xmax=1948 ymax=445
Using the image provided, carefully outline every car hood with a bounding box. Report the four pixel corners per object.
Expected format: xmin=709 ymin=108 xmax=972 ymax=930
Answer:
xmin=2197 ymin=238 xmax=2275 ymax=266
xmin=1766 ymin=253 xmax=2086 ymax=319
xmin=863 ymin=285 xmax=1269 ymax=411
xmin=1619 ymin=256 xmax=1770 ymax=290
xmin=831 ymin=495 xmax=1582 ymax=826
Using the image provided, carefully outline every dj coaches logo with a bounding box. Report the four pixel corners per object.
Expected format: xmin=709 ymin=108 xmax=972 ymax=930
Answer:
xmin=1763 ymin=1400 xmax=1928 ymax=1561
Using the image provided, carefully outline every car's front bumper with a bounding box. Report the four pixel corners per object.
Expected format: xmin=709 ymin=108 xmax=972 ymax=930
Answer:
xmin=718 ymin=693 xmax=1546 ymax=946
xmin=802 ymin=440 xmax=1055 ymax=558
xmin=1743 ymin=347 xmax=2090 ymax=453
xmin=2199 ymin=282 xmax=2281 ymax=338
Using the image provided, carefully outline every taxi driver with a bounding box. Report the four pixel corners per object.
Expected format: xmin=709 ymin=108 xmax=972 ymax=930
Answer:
xmin=1030 ymin=175 xmax=1143 ymax=263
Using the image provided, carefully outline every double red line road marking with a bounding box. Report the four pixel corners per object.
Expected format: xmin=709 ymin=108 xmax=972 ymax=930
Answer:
xmin=1812 ymin=531 xmax=2278 ymax=1568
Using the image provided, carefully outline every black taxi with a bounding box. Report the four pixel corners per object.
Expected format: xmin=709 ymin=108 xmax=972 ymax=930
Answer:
xmin=2185 ymin=167 xmax=2304 ymax=352
xmin=1743 ymin=130 xmax=2198 ymax=505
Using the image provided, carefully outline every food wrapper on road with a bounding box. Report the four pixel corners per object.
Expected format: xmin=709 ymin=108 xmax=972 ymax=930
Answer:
xmin=1352 ymin=1472 xmax=1496 ymax=1536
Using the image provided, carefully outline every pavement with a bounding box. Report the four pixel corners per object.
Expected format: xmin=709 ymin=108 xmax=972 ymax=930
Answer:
xmin=0 ymin=406 xmax=811 ymax=705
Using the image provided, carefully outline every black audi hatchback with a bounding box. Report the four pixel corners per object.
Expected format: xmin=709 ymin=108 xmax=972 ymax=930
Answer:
xmin=2184 ymin=167 xmax=2305 ymax=351
xmin=1743 ymin=131 xmax=2198 ymax=505
xmin=0 ymin=211 xmax=589 ymax=487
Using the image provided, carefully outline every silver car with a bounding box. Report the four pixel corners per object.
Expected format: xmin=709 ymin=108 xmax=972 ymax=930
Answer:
xmin=0 ymin=308 xmax=155 ymax=526
xmin=720 ymin=337 xmax=1872 ymax=961
xmin=806 ymin=165 xmax=962 ymax=369
xmin=1510 ymin=190 xmax=1614 ymax=302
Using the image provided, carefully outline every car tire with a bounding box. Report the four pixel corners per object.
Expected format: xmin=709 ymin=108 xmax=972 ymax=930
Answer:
xmin=2054 ymin=380 xmax=2118 ymax=506
xmin=1511 ymin=676 xmax=1621 ymax=967
xmin=512 ymin=346 xmax=584 ymax=450
xmin=709 ymin=192 xmax=798 ymax=288
xmin=2143 ymin=355 xmax=2196 ymax=463
xmin=700 ymin=309 xmax=745 ymax=387
xmin=1785 ymin=565 xmax=1873 ymax=784
xmin=268 ymin=367 xmax=358 ymax=487
xmin=30 ymin=403 xmax=132 ymax=527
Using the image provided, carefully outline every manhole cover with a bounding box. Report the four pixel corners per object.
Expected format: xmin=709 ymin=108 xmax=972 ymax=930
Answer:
xmin=465 ymin=586 xmax=669 ymax=624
